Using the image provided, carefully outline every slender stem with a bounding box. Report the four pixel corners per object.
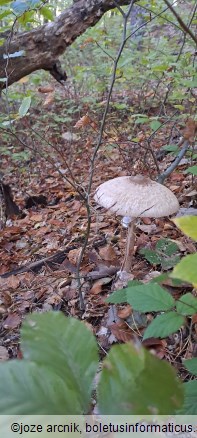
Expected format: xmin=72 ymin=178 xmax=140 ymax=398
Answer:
xmin=122 ymin=219 xmax=136 ymax=272
xmin=157 ymin=141 xmax=189 ymax=184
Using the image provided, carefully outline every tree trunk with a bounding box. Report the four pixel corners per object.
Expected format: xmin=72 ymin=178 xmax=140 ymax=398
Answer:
xmin=0 ymin=0 xmax=135 ymax=89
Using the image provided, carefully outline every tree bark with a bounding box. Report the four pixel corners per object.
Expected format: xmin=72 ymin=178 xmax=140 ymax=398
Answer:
xmin=0 ymin=0 xmax=135 ymax=89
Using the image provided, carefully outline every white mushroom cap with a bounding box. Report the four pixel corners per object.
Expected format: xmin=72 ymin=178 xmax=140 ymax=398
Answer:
xmin=94 ymin=175 xmax=179 ymax=218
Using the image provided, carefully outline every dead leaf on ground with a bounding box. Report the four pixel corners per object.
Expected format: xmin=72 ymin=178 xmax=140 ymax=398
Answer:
xmin=0 ymin=291 xmax=12 ymax=307
xmin=74 ymin=114 xmax=91 ymax=128
xmin=142 ymin=217 xmax=152 ymax=225
xmin=29 ymin=214 xmax=44 ymax=222
xmin=90 ymin=277 xmax=112 ymax=294
xmin=137 ymin=224 xmax=157 ymax=234
xmin=117 ymin=305 xmax=132 ymax=319
xmin=43 ymin=93 xmax=54 ymax=107
xmin=3 ymin=313 xmax=21 ymax=329
xmin=7 ymin=275 xmax=20 ymax=290
xmin=192 ymin=314 xmax=197 ymax=324
xmin=38 ymin=86 xmax=54 ymax=93
xmin=99 ymin=244 xmax=117 ymax=262
xmin=183 ymin=118 xmax=197 ymax=143
xmin=67 ymin=248 xmax=81 ymax=265
xmin=87 ymin=265 xmax=118 ymax=280
xmin=0 ymin=346 xmax=9 ymax=361
xmin=110 ymin=321 xmax=132 ymax=343
xmin=142 ymin=337 xmax=167 ymax=359
xmin=62 ymin=287 xmax=77 ymax=301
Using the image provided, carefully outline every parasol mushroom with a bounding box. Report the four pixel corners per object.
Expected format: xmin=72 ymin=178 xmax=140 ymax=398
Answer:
xmin=94 ymin=175 xmax=179 ymax=273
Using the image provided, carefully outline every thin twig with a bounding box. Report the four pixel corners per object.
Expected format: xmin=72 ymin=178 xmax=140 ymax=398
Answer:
xmin=75 ymin=0 xmax=136 ymax=310
xmin=162 ymin=0 xmax=197 ymax=45
xmin=157 ymin=140 xmax=189 ymax=184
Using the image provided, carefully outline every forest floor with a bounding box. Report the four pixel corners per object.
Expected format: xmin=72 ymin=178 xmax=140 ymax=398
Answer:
xmin=0 ymin=85 xmax=196 ymax=381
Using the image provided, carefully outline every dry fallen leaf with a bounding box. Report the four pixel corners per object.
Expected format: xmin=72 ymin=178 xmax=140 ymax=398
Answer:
xmin=90 ymin=277 xmax=112 ymax=294
xmin=142 ymin=337 xmax=167 ymax=359
xmin=67 ymin=248 xmax=81 ymax=265
xmin=117 ymin=305 xmax=132 ymax=319
xmin=0 ymin=346 xmax=9 ymax=362
xmin=3 ymin=313 xmax=21 ymax=329
xmin=38 ymin=86 xmax=54 ymax=93
xmin=142 ymin=217 xmax=152 ymax=225
xmin=110 ymin=321 xmax=132 ymax=343
xmin=183 ymin=118 xmax=197 ymax=143
xmin=99 ymin=244 xmax=117 ymax=262
xmin=74 ymin=114 xmax=91 ymax=128
xmin=43 ymin=92 xmax=54 ymax=107
xmin=29 ymin=214 xmax=44 ymax=222
xmin=7 ymin=276 xmax=20 ymax=290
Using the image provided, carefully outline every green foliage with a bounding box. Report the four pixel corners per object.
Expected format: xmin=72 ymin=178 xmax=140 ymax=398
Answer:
xmin=18 ymin=96 xmax=31 ymax=117
xmin=140 ymin=238 xmax=180 ymax=269
xmin=171 ymin=253 xmax=197 ymax=287
xmin=108 ymin=215 xmax=197 ymax=408
xmin=143 ymin=312 xmax=185 ymax=340
xmin=185 ymin=165 xmax=197 ymax=176
xmin=184 ymin=358 xmax=197 ymax=376
xmin=162 ymin=144 xmax=179 ymax=154
xmin=107 ymin=281 xmax=197 ymax=340
xmin=0 ymin=311 xmax=184 ymax=415
xmin=40 ymin=6 xmax=54 ymax=21
xmin=179 ymin=381 xmax=197 ymax=415
xmin=0 ymin=312 xmax=98 ymax=414
xmin=171 ymin=216 xmax=197 ymax=287
xmin=182 ymin=337 xmax=197 ymax=414
xmin=176 ymin=292 xmax=197 ymax=316
xmin=98 ymin=343 xmax=183 ymax=415
xmin=173 ymin=216 xmax=197 ymax=240
xmin=107 ymin=282 xmax=175 ymax=311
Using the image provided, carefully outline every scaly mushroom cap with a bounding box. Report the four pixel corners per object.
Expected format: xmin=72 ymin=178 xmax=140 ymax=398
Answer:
xmin=94 ymin=175 xmax=179 ymax=218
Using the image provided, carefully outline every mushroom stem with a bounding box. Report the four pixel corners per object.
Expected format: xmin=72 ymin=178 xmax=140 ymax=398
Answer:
xmin=122 ymin=218 xmax=136 ymax=272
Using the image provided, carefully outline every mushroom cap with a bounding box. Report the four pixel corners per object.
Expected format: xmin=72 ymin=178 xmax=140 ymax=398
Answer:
xmin=94 ymin=175 xmax=179 ymax=218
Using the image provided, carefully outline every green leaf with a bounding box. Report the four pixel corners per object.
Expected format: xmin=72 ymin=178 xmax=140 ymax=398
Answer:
xmin=185 ymin=165 xmax=197 ymax=176
xmin=173 ymin=216 xmax=197 ymax=240
xmin=152 ymin=64 xmax=169 ymax=72
xmin=40 ymin=6 xmax=54 ymax=21
xmin=125 ymin=283 xmax=175 ymax=312
xmin=150 ymin=120 xmax=161 ymax=131
xmin=0 ymin=9 xmax=13 ymax=19
xmin=176 ymin=293 xmax=197 ymax=316
xmin=162 ymin=144 xmax=179 ymax=153
xmin=127 ymin=279 xmax=143 ymax=287
xmin=0 ymin=361 xmax=74 ymax=414
xmin=135 ymin=117 xmax=149 ymax=124
xmin=149 ymin=273 xmax=169 ymax=283
xmin=21 ymin=312 xmax=98 ymax=413
xmin=106 ymin=287 xmax=127 ymax=304
xmin=113 ymin=102 xmax=128 ymax=110
xmin=139 ymin=248 xmax=162 ymax=265
xmin=184 ymin=358 xmax=197 ymax=376
xmin=19 ymin=96 xmax=31 ymax=117
xmin=98 ymin=343 xmax=183 ymax=414
xmin=0 ymin=0 xmax=12 ymax=4
xmin=181 ymin=79 xmax=197 ymax=88
xmin=18 ymin=10 xmax=36 ymax=25
xmin=161 ymin=254 xmax=180 ymax=270
xmin=143 ymin=312 xmax=185 ymax=340
xmin=156 ymin=238 xmax=179 ymax=256
xmin=179 ymin=381 xmax=197 ymax=414
xmin=171 ymin=254 xmax=197 ymax=287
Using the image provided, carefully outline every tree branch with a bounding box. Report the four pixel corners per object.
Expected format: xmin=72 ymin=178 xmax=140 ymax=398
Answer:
xmin=162 ymin=0 xmax=197 ymax=45
xmin=157 ymin=140 xmax=189 ymax=184
xmin=0 ymin=0 xmax=137 ymax=88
